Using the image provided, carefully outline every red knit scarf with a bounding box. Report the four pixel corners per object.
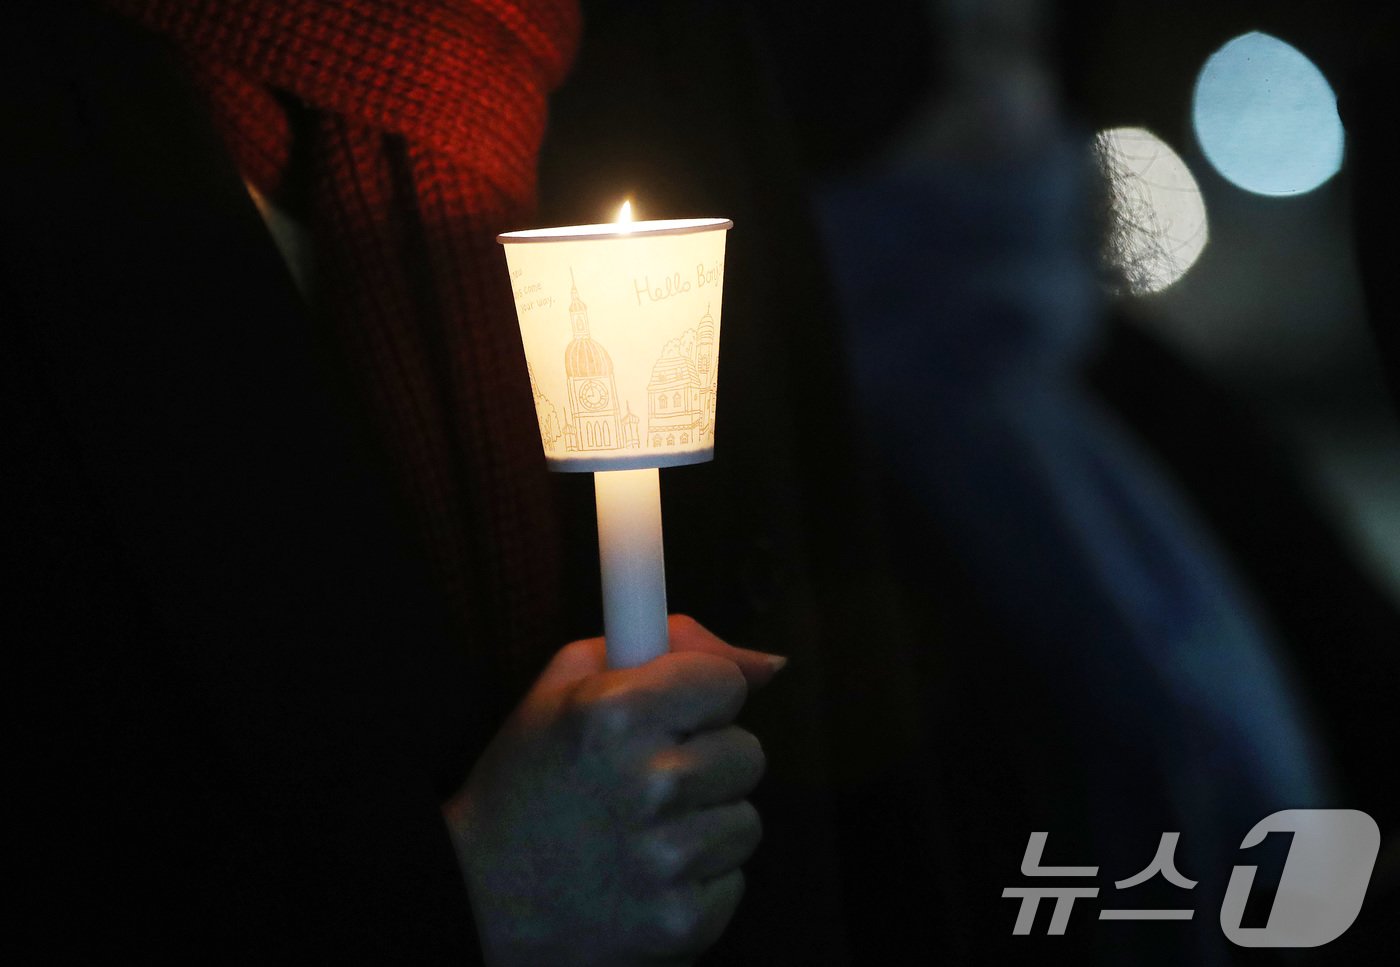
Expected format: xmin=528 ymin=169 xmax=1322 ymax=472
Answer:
xmin=106 ymin=0 xmax=580 ymax=680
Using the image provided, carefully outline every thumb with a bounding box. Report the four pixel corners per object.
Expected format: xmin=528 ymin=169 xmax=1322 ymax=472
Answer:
xmin=533 ymin=635 xmax=608 ymax=692
xmin=668 ymin=614 xmax=788 ymax=689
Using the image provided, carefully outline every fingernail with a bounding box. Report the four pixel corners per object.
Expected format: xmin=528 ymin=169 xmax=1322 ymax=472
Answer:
xmin=763 ymin=655 xmax=788 ymax=673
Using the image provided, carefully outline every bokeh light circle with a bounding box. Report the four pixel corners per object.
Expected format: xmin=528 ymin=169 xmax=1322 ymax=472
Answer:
xmin=1192 ymin=32 xmax=1344 ymax=196
xmin=1095 ymin=127 xmax=1209 ymax=294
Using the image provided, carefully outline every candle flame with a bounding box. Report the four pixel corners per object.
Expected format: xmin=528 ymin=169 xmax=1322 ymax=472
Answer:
xmin=617 ymin=199 xmax=633 ymax=223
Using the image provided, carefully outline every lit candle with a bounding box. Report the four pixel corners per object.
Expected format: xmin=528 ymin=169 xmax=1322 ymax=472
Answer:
xmin=499 ymin=202 xmax=731 ymax=668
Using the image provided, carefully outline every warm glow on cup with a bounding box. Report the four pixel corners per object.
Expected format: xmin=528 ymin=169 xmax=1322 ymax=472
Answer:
xmin=499 ymin=204 xmax=732 ymax=667
xmin=499 ymin=207 xmax=731 ymax=472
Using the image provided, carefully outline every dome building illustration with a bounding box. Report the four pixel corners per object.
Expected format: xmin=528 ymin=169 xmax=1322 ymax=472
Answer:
xmin=646 ymin=306 xmax=717 ymax=448
xmin=562 ymin=272 xmax=638 ymax=452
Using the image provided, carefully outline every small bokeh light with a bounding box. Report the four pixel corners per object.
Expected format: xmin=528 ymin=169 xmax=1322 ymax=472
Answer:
xmin=1095 ymin=127 xmax=1208 ymax=295
xmin=1192 ymin=32 xmax=1344 ymax=197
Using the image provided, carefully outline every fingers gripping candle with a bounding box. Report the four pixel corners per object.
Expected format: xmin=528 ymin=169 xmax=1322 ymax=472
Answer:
xmin=499 ymin=202 xmax=732 ymax=668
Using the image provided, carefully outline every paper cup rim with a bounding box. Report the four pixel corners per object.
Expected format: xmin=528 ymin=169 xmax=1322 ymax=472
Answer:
xmin=498 ymin=217 xmax=732 ymax=244
xmin=546 ymin=448 xmax=713 ymax=473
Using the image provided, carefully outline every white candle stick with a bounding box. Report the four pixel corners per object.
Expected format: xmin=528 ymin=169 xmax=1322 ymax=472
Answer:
xmin=594 ymin=467 xmax=668 ymax=668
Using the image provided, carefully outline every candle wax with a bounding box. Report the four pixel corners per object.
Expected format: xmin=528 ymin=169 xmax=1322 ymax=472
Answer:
xmin=594 ymin=467 xmax=669 ymax=668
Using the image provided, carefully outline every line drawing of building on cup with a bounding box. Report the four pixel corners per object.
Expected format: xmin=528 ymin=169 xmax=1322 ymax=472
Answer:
xmin=643 ymin=305 xmax=716 ymax=450
xmin=552 ymin=270 xmax=717 ymax=456
xmin=559 ymin=271 xmax=640 ymax=454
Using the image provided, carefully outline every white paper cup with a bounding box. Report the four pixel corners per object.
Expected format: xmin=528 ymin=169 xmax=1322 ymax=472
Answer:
xmin=499 ymin=218 xmax=732 ymax=472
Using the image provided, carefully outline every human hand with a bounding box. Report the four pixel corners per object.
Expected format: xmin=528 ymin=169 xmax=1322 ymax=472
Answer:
xmin=443 ymin=615 xmax=784 ymax=967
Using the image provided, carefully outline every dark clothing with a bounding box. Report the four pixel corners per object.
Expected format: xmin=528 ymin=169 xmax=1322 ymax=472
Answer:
xmin=7 ymin=6 xmax=487 ymax=959
xmin=103 ymin=0 xmax=578 ymax=686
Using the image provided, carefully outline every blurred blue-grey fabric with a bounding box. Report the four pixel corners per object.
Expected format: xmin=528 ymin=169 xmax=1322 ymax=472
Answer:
xmin=816 ymin=135 xmax=1327 ymax=963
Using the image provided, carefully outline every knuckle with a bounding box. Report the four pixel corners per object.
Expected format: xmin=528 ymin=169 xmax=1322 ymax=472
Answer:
xmin=642 ymin=829 xmax=689 ymax=882
xmin=571 ymin=683 xmax=637 ymax=742
xmin=658 ymin=652 xmax=747 ymax=714
xmin=667 ymin=655 xmax=745 ymax=717
xmin=655 ymin=649 xmax=711 ymax=683
xmin=709 ymin=727 xmax=764 ymax=796
xmin=736 ymin=800 xmax=764 ymax=849
xmin=593 ymin=696 xmax=637 ymax=740
xmin=555 ymin=692 xmax=591 ymax=743
xmin=718 ymin=662 xmax=749 ymax=712
xmin=558 ymin=681 xmax=598 ymax=731
xmin=737 ymin=727 xmax=766 ymax=776
xmin=710 ymin=869 xmax=746 ymax=928
xmin=654 ymin=889 xmax=704 ymax=948
xmin=730 ymin=869 xmax=748 ymax=907
xmin=641 ymin=762 xmax=683 ymax=818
